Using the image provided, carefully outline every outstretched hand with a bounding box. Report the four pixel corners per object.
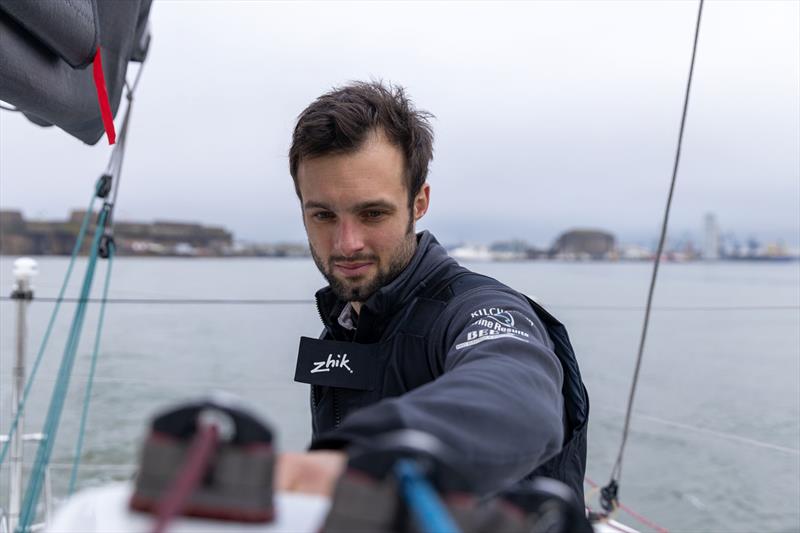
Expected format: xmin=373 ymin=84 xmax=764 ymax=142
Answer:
xmin=275 ymin=451 xmax=347 ymax=497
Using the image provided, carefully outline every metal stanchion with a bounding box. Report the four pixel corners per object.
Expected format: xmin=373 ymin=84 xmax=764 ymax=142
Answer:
xmin=8 ymin=258 xmax=37 ymax=533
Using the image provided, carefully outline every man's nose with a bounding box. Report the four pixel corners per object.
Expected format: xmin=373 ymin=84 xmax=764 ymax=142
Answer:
xmin=335 ymin=218 xmax=365 ymax=257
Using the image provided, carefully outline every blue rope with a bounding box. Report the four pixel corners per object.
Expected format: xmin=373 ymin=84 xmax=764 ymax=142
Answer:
xmin=0 ymin=191 xmax=97 ymax=468
xmin=67 ymin=240 xmax=115 ymax=495
xmin=17 ymin=208 xmax=108 ymax=532
xmin=394 ymin=459 xmax=461 ymax=533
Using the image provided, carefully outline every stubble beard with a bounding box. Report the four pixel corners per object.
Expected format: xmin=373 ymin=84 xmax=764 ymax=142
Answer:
xmin=310 ymin=225 xmax=417 ymax=303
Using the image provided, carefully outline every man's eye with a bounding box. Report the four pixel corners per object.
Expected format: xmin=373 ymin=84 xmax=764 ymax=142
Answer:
xmin=362 ymin=210 xmax=386 ymax=220
xmin=312 ymin=212 xmax=335 ymax=221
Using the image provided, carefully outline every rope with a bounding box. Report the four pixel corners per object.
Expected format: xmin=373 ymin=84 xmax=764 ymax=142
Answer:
xmin=152 ymin=424 xmax=219 ymax=533
xmin=17 ymin=209 xmax=108 ymax=532
xmin=0 ymin=193 xmax=98 ymax=468
xmin=0 ymin=296 xmax=315 ymax=305
xmin=604 ymin=0 xmax=705 ymax=510
xmin=586 ymin=477 xmax=669 ymax=533
xmin=0 ymin=296 xmax=795 ymax=311
xmin=68 ymin=241 xmax=115 ymax=495
xmin=395 ymin=459 xmax=461 ymax=533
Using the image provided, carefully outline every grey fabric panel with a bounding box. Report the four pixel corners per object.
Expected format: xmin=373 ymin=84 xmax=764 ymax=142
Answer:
xmin=0 ymin=0 xmax=99 ymax=68
xmin=130 ymin=0 xmax=153 ymax=62
xmin=0 ymin=12 xmax=101 ymax=141
xmin=0 ymin=0 xmax=153 ymax=145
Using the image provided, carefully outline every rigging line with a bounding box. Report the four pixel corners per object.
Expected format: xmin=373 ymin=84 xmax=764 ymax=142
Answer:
xmin=0 ymin=194 xmax=98 ymax=468
xmin=0 ymin=296 xmax=314 ymax=305
xmin=608 ymin=0 xmax=705 ymax=490
xmin=585 ymin=478 xmax=669 ymax=533
xmin=593 ymin=405 xmax=800 ymax=456
xmin=68 ymin=242 xmax=115 ymax=495
xmin=103 ymin=60 xmax=144 ymax=177
xmin=0 ymin=296 xmax=794 ymax=311
xmin=18 ymin=209 xmax=109 ymax=532
xmin=634 ymin=413 xmax=800 ymax=456
xmin=108 ymin=90 xmax=135 ymax=213
xmin=128 ymin=61 xmax=147 ymax=98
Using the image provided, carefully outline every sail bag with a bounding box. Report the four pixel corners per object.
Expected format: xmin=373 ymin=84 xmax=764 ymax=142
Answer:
xmin=0 ymin=0 xmax=153 ymax=144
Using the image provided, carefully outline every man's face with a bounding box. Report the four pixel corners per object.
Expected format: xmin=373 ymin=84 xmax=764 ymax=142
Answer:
xmin=296 ymin=132 xmax=430 ymax=304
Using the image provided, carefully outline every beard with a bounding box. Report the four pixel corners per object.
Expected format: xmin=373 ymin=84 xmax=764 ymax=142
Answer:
xmin=310 ymin=228 xmax=417 ymax=303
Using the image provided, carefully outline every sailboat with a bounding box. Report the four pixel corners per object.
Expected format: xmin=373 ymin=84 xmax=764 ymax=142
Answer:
xmin=1 ymin=1 xmax=730 ymax=532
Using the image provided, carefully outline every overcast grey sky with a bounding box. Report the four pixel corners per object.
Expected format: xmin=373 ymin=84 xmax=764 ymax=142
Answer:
xmin=1 ymin=0 xmax=798 ymax=247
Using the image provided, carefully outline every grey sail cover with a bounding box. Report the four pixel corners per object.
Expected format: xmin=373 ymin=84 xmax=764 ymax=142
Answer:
xmin=0 ymin=0 xmax=153 ymax=145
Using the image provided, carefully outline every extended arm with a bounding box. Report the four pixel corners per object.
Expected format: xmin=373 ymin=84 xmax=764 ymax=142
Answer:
xmin=310 ymin=289 xmax=565 ymax=494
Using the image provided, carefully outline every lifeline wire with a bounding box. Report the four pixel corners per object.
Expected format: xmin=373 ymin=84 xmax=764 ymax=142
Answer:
xmin=604 ymin=0 xmax=705 ymax=507
xmin=68 ymin=241 xmax=115 ymax=495
xmin=0 ymin=296 xmax=795 ymax=312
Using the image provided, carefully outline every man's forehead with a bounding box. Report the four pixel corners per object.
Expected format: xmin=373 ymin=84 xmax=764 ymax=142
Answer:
xmin=296 ymin=136 xmax=408 ymax=208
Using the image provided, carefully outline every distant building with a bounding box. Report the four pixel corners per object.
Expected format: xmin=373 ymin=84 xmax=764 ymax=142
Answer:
xmin=552 ymin=229 xmax=615 ymax=260
xmin=0 ymin=210 xmax=233 ymax=256
xmin=703 ymin=213 xmax=720 ymax=260
xmin=448 ymin=243 xmax=493 ymax=261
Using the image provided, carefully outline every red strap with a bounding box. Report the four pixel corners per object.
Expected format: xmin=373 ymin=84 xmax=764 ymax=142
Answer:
xmin=92 ymin=47 xmax=116 ymax=145
xmin=152 ymin=425 xmax=220 ymax=533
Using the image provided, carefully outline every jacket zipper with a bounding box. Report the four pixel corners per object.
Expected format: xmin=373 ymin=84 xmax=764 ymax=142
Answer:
xmin=316 ymin=298 xmax=343 ymax=428
xmin=333 ymin=390 xmax=342 ymax=428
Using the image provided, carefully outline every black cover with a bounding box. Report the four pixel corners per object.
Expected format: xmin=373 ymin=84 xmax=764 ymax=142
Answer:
xmin=0 ymin=0 xmax=153 ymax=145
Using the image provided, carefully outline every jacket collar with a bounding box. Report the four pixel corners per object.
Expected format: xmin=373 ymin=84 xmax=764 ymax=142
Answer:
xmin=315 ymin=231 xmax=456 ymax=337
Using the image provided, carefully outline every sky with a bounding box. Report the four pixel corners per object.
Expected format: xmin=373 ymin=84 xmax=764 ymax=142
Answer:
xmin=1 ymin=0 xmax=798 ymax=248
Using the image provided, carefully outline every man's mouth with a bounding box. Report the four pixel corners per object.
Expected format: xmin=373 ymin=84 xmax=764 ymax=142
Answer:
xmin=334 ymin=262 xmax=374 ymax=277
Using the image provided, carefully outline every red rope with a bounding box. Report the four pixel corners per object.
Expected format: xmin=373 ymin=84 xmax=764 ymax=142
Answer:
xmin=152 ymin=425 xmax=219 ymax=533
xmin=616 ymin=501 xmax=669 ymax=533
xmin=584 ymin=477 xmax=669 ymax=533
xmin=92 ymin=48 xmax=116 ymax=145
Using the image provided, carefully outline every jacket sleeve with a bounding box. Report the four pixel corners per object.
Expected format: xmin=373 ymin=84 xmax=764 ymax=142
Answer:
xmin=310 ymin=289 xmax=565 ymax=494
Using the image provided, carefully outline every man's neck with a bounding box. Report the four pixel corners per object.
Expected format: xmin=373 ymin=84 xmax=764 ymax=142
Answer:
xmin=350 ymin=301 xmax=362 ymax=315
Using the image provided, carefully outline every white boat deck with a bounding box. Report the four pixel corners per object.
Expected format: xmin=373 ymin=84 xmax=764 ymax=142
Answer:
xmin=44 ymin=482 xmax=638 ymax=533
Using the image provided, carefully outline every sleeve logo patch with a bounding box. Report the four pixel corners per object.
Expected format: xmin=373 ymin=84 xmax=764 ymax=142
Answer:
xmin=455 ymin=308 xmax=532 ymax=350
xmin=455 ymin=330 xmax=530 ymax=350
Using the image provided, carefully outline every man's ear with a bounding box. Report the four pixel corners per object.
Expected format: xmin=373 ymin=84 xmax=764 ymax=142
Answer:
xmin=414 ymin=183 xmax=431 ymax=221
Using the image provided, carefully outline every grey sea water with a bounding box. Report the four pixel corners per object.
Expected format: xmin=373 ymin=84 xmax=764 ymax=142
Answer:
xmin=0 ymin=256 xmax=798 ymax=532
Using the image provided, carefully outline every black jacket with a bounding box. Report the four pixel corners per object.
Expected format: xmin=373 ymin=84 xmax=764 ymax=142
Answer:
xmin=294 ymin=231 xmax=588 ymax=500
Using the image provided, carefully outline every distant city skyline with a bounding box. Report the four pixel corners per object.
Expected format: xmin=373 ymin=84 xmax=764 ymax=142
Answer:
xmin=1 ymin=2 xmax=798 ymax=248
xmin=0 ymin=206 xmax=794 ymax=254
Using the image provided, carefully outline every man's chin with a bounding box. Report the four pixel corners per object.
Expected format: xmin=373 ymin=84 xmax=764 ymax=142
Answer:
xmin=329 ymin=275 xmax=375 ymax=302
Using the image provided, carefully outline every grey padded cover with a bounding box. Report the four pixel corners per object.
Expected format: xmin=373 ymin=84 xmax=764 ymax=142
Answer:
xmin=0 ymin=0 xmax=99 ymax=68
xmin=0 ymin=0 xmax=153 ymax=145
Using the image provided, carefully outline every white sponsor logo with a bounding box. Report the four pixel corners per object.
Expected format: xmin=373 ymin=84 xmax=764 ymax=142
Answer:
xmin=311 ymin=353 xmax=353 ymax=374
xmin=470 ymin=307 xmax=506 ymax=319
xmin=473 ymin=318 xmax=530 ymax=338
xmin=455 ymin=330 xmax=530 ymax=350
xmin=483 ymin=311 xmax=515 ymax=327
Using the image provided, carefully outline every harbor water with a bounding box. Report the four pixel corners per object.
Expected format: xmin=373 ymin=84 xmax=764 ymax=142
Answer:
xmin=0 ymin=256 xmax=798 ymax=532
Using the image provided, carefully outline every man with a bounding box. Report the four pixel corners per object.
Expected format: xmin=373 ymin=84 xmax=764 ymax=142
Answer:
xmin=276 ymin=81 xmax=588 ymax=503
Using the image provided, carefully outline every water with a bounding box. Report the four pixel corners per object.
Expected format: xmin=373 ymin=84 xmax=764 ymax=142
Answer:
xmin=1 ymin=257 xmax=798 ymax=532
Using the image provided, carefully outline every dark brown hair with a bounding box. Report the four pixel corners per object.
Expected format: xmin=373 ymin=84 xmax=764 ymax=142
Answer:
xmin=289 ymin=81 xmax=434 ymax=206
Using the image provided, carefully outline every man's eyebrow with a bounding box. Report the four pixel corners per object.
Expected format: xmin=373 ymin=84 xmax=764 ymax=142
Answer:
xmin=303 ymin=200 xmax=397 ymax=212
xmin=303 ymin=201 xmax=331 ymax=210
xmin=351 ymin=200 xmax=396 ymax=212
